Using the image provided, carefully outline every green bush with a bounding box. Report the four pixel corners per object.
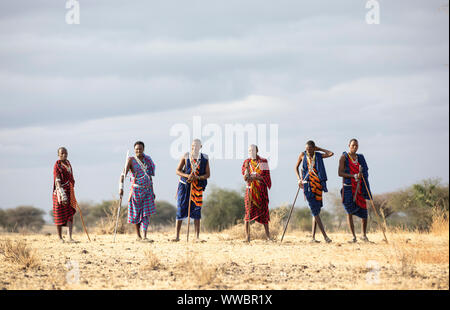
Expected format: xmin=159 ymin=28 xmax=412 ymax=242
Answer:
xmin=203 ymin=186 xmax=245 ymax=231
xmin=153 ymin=201 xmax=177 ymax=225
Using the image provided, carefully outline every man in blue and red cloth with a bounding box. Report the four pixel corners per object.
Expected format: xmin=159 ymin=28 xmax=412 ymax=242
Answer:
xmin=242 ymin=144 xmax=272 ymax=242
xmin=295 ymin=140 xmax=334 ymax=243
xmin=339 ymin=138 xmax=372 ymax=243
xmin=173 ymin=139 xmax=210 ymax=242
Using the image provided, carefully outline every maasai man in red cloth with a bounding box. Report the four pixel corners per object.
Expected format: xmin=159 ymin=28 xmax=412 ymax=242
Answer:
xmin=295 ymin=141 xmax=334 ymax=243
xmin=242 ymin=144 xmax=272 ymax=242
xmin=52 ymin=147 xmax=77 ymax=243
xmin=338 ymin=138 xmax=372 ymax=243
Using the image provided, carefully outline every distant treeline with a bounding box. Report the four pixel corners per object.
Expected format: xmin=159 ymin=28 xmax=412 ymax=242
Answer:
xmin=0 ymin=178 xmax=448 ymax=233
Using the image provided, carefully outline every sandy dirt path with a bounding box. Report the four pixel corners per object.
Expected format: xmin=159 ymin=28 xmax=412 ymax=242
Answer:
xmin=0 ymin=231 xmax=448 ymax=290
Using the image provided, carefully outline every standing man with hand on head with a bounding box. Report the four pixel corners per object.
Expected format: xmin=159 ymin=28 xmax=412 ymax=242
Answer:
xmin=173 ymin=139 xmax=210 ymax=242
xmin=242 ymin=144 xmax=272 ymax=242
xmin=339 ymin=138 xmax=372 ymax=243
xmin=119 ymin=141 xmax=156 ymax=242
xmin=295 ymin=140 xmax=334 ymax=243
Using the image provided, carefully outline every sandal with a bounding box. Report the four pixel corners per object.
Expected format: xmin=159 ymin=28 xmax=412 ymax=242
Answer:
xmin=360 ymin=236 xmax=370 ymax=242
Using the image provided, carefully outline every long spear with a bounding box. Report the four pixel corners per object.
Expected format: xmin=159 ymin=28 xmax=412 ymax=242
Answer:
xmin=280 ymin=187 xmax=301 ymax=243
xmin=114 ymin=150 xmax=129 ymax=243
xmin=362 ymin=175 xmax=388 ymax=243
xmin=186 ymin=186 xmax=193 ymax=242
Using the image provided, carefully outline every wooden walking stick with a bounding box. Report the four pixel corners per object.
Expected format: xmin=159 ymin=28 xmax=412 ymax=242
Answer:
xmin=362 ymin=175 xmax=388 ymax=243
xmin=186 ymin=185 xmax=193 ymax=242
xmin=186 ymin=149 xmax=202 ymax=242
xmin=113 ymin=195 xmax=123 ymax=243
xmin=76 ymin=203 xmax=91 ymax=242
xmin=69 ymin=184 xmax=91 ymax=242
xmin=186 ymin=158 xmax=196 ymax=242
xmin=114 ymin=150 xmax=129 ymax=243
xmin=280 ymin=187 xmax=301 ymax=243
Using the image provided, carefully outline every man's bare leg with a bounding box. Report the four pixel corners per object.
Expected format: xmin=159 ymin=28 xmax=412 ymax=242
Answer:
xmin=57 ymin=225 xmax=64 ymax=242
xmin=347 ymin=214 xmax=357 ymax=242
xmin=135 ymin=224 xmax=142 ymax=240
xmin=360 ymin=218 xmax=369 ymax=242
xmin=67 ymin=220 xmax=75 ymax=242
xmin=314 ymin=215 xmax=331 ymax=243
xmin=172 ymin=220 xmax=183 ymax=242
xmin=142 ymin=228 xmax=147 ymax=239
xmin=194 ymin=219 xmax=201 ymax=239
xmin=263 ymin=223 xmax=270 ymax=240
xmin=311 ymin=217 xmax=319 ymax=242
xmin=245 ymin=221 xmax=250 ymax=242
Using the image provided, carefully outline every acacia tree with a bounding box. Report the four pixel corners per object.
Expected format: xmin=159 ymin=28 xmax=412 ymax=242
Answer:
xmin=3 ymin=206 xmax=45 ymax=232
xmin=388 ymin=179 xmax=449 ymax=230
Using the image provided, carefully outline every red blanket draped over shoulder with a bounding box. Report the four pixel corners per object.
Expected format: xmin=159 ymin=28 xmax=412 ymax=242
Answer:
xmin=348 ymin=157 xmax=367 ymax=209
xmin=52 ymin=160 xmax=76 ymax=226
xmin=242 ymin=156 xmax=272 ymax=224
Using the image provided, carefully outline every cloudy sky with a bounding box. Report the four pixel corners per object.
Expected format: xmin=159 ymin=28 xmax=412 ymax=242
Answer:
xmin=0 ymin=0 xmax=448 ymax=221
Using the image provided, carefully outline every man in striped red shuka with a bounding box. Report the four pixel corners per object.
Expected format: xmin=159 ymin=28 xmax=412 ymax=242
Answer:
xmin=242 ymin=145 xmax=272 ymax=242
xmin=53 ymin=147 xmax=77 ymax=243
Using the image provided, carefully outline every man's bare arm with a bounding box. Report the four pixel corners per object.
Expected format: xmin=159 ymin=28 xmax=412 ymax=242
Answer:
xmin=338 ymin=155 xmax=361 ymax=179
xmin=315 ymin=146 xmax=334 ymax=159
xmin=176 ymin=157 xmax=190 ymax=179
xmin=119 ymin=158 xmax=133 ymax=197
xmin=295 ymin=152 xmax=305 ymax=187
xmin=199 ymin=161 xmax=210 ymax=180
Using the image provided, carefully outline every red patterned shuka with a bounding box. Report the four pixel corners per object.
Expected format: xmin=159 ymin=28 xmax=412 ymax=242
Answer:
xmin=348 ymin=156 xmax=367 ymax=209
xmin=242 ymin=156 xmax=272 ymax=224
xmin=52 ymin=160 xmax=77 ymax=226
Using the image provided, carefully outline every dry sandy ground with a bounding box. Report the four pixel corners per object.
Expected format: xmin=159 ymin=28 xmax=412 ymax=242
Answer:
xmin=0 ymin=230 xmax=448 ymax=290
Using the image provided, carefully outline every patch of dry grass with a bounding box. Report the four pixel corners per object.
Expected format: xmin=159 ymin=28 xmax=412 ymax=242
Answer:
xmin=0 ymin=239 xmax=40 ymax=269
xmin=94 ymin=203 xmax=128 ymax=235
xmin=142 ymin=250 xmax=165 ymax=271
xmin=176 ymin=251 xmax=221 ymax=287
xmin=0 ymin=229 xmax=447 ymax=290
xmin=430 ymin=208 xmax=449 ymax=237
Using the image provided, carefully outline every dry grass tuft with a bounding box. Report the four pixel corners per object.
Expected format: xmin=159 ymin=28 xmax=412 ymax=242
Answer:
xmin=388 ymin=233 xmax=448 ymax=277
xmin=142 ymin=250 xmax=165 ymax=271
xmin=0 ymin=239 xmax=40 ymax=269
xmin=94 ymin=203 xmax=128 ymax=235
xmin=176 ymin=251 xmax=221 ymax=287
xmin=430 ymin=208 xmax=449 ymax=237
